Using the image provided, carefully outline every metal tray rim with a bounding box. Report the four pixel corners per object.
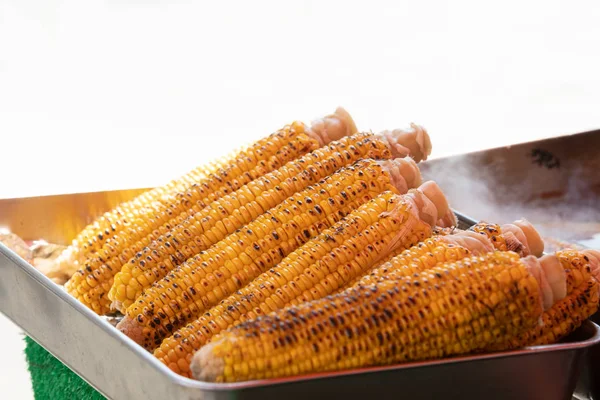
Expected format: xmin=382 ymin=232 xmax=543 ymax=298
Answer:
xmin=3 ymin=238 xmax=600 ymax=392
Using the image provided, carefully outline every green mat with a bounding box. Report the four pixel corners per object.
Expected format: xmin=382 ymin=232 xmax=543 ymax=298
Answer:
xmin=24 ymin=336 xmax=104 ymax=400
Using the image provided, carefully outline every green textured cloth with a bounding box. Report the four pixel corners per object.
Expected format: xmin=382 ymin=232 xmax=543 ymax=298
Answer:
xmin=24 ymin=336 xmax=104 ymax=400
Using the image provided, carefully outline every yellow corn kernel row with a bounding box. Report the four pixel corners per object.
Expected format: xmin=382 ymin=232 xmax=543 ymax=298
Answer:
xmin=334 ymin=226 xmax=457 ymax=288
xmin=339 ymin=228 xmax=495 ymax=291
xmin=117 ymin=160 xmax=406 ymax=349
xmin=61 ymin=120 xmax=320 ymax=267
xmin=190 ymin=251 xmax=544 ymax=382
xmin=107 ymin=133 xmax=399 ymax=313
xmin=352 ymin=224 xmax=459 ymax=282
xmin=352 ymin=237 xmax=474 ymax=287
xmin=156 ymin=187 xmax=444 ymax=377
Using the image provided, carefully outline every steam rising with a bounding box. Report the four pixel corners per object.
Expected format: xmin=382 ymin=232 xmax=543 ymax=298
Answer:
xmin=421 ymin=154 xmax=600 ymax=248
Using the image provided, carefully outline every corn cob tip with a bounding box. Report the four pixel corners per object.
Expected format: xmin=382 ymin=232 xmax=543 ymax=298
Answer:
xmin=377 ymin=157 xmax=422 ymax=194
xmin=439 ymin=230 xmax=494 ymax=256
xmin=502 ymin=219 xmax=544 ymax=257
xmin=378 ymin=123 xmax=432 ymax=163
xmin=523 ymin=254 xmax=567 ymax=310
xmin=583 ymin=249 xmax=600 ymax=281
xmin=332 ymin=107 xmax=359 ymax=136
xmin=191 ymin=340 xmax=225 ymax=382
xmin=418 ymin=181 xmax=449 ymax=223
xmin=437 ymin=207 xmax=458 ymax=228
xmin=307 ymin=107 xmax=358 ymax=146
xmin=117 ymin=316 xmax=145 ymax=348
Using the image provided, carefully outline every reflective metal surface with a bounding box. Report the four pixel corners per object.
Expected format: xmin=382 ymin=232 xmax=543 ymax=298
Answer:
xmin=1 ymin=187 xmax=599 ymax=399
xmin=0 ymin=188 xmax=149 ymax=245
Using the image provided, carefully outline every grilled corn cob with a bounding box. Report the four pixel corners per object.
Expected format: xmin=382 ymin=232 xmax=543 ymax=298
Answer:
xmin=60 ymin=109 xmax=354 ymax=272
xmin=107 ymin=151 xmax=422 ymax=315
xmin=492 ymin=249 xmax=600 ymax=348
xmin=191 ymin=251 xmax=554 ymax=382
xmin=156 ymin=186 xmax=449 ymax=376
xmin=365 ymin=219 xmax=543 ymax=284
xmin=117 ymin=162 xmax=437 ymax=349
xmin=344 ymin=220 xmax=544 ymax=291
xmin=70 ymin=123 xmax=431 ymax=315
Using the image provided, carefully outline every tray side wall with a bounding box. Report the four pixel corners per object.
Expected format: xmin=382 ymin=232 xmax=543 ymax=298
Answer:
xmin=0 ymin=245 xmax=207 ymax=400
xmin=0 ymin=188 xmax=148 ymax=244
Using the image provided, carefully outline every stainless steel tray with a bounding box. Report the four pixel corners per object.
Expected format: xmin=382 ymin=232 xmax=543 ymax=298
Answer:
xmin=1 ymin=189 xmax=599 ymax=400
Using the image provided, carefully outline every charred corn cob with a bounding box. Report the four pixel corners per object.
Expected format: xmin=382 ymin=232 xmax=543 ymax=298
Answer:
xmin=117 ymin=160 xmax=431 ymax=349
xmin=191 ymin=251 xmax=552 ymax=382
xmin=70 ymin=122 xmax=430 ymax=315
xmin=366 ymin=219 xmax=543 ymax=286
xmin=156 ymin=185 xmax=449 ymax=376
xmin=107 ymin=151 xmax=422 ymax=315
xmin=60 ymin=108 xmax=353 ymax=270
xmin=343 ymin=220 xmax=544 ymax=290
xmin=491 ymin=249 xmax=600 ymax=348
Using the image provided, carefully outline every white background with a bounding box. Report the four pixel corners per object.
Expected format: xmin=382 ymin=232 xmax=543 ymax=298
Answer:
xmin=1 ymin=0 xmax=600 ymax=398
